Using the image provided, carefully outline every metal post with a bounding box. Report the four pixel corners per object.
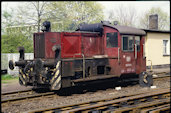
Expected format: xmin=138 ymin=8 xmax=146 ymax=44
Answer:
xmin=135 ymin=44 xmax=137 ymax=59
xmin=143 ymin=44 xmax=145 ymax=58
xmin=82 ymin=54 xmax=85 ymax=79
xmin=148 ymin=60 xmax=153 ymax=72
xmin=118 ymin=48 xmax=120 ymax=63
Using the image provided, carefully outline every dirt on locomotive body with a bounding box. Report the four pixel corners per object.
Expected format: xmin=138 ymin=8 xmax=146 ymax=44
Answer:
xmin=9 ymin=21 xmax=153 ymax=90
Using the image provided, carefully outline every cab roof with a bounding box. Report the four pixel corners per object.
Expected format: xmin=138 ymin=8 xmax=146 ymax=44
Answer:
xmin=76 ymin=22 xmax=146 ymax=36
xmin=103 ymin=23 xmax=146 ymax=36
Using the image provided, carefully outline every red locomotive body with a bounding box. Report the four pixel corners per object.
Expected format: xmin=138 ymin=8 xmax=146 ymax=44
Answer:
xmin=9 ymin=21 xmax=152 ymax=90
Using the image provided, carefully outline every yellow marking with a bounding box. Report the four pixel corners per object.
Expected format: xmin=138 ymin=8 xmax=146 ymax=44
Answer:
xmin=50 ymin=61 xmax=60 ymax=77
xmin=19 ymin=76 xmax=25 ymax=85
xmin=50 ymin=69 xmax=55 ymax=71
xmin=50 ymin=61 xmax=61 ymax=84
xmin=19 ymin=69 xmax=22 ymax=73
xmin=19 ymin=76 xmax=24 ymax=81
xmin=51 ymin=70 xmax=59 ymax=82
xmin=23 ymin=74 xmax=26 ymax=79
xmin=30 ymin=68 xmax=33 ymax=71
xmin=20 ymin=69 xmax=26 ymax=79
xmin=56 ymin=61 xmax=61 ymax=68
xmin=52 ymin=75 xmax=61 ymax=89
xmin=53 ymin=75 xmax=61 ymax=87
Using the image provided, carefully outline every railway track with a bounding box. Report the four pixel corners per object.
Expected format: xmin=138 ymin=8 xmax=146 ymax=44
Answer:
xmin=1 ymin=89 xmax=55 ymax=104
xmin=152 ymin=73 xmax=170 ymax=79
xmin=25 ymin=88 xmax=170 ymax=113
xmin=1 ymin=74 xmax=170 ymax=104
xmin=1 ymin=89 xmax=33 ymax=96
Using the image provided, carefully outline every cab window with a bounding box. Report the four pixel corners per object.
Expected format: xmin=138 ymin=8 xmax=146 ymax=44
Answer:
xmin=106 ymin=32 xmax=118 ymax=48
xmin=135 ymin=36 xmax=140 ymax=51
xmin=122 ymin=36 xmax=134 ymax=51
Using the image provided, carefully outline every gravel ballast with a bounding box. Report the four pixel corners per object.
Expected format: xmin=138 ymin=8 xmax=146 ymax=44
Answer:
xmin=1 ymin=76 xmax=170 ymax=113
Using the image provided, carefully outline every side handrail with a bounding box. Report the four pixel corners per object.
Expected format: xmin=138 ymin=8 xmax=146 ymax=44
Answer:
xmin=118 ymin=48 xmax=120 ymax=63
xmin=74 ymin=53 xmax=85 ymax=79
xmin=143 ymin=44 xmax=145 ymax=58
xmin=134 ymin=44 xmax=137 ymax=59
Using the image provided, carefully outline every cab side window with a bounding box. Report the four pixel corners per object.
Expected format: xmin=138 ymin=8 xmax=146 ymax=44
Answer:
xmin=122 ymin=36 xmax=134 ymax=51
xmin=135 ymin=36 xmax=140 ymax=51
xmin=106 ymin=32 xmax=118 ymax=48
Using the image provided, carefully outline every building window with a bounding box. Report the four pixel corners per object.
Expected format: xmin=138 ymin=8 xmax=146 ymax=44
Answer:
xmin=106 ymin=32 xmax=118 ymax=48
xmin=122 ymin=36 xmax=134 ymax=51
xmin=163 ymin=40 xmax=169 ymax=55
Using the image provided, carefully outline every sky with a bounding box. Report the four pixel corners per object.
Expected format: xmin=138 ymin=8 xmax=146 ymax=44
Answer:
xmin=1 ymin=1 xmax=170 ymax=26
xmin=2 ymin=1 xmax=170 ymax=16
xmin=98 ymin=1 xmax=170 ymax=19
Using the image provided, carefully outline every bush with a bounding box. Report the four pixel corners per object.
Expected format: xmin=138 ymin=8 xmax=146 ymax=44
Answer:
xmin=1 ymin=33 xmax=33 ymax=53
xmin=1 ymin=74 xmax=18 ymax=80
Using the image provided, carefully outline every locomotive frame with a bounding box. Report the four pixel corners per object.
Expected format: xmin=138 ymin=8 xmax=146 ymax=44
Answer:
xmin=9 ymin=21 xmax=153 ymax=90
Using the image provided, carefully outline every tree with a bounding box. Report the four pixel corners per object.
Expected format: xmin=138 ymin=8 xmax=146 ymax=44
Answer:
xmin=45 ymin=1 xmax=104 ymax=31
xmin=1 ymin=7 xmax=16 ymax=34
xmin=139 ymin=7 xmax=170 ymax=30
xmin=1 ymin=3 xmax=34 ymax=53
xmin=1 ymin=2 xmax=104 ymax=53
xmin=11 ymin=1 xmax=104 ymax=32
xmin=16 ymin=1 xmax=48 ymax=32
xmin=1 ymin=33 xmax=33 ymax=53
xmin=107 ymin=5 xmax=137 ymax=27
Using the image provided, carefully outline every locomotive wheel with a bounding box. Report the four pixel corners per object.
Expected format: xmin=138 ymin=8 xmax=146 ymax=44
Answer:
xmin=139 ymin=71 xmax=153 ymax=87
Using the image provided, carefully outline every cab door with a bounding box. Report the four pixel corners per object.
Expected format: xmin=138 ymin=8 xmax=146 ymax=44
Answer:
xmin=135 ymin=36 xmax=146 ymax=74
xmin=104 ymin=30 xmax=122 ymax=75
xmin=121 ymin=35 xmax=136 ymax=74
xmin=105 ymin=32 xmax=119 ymax=57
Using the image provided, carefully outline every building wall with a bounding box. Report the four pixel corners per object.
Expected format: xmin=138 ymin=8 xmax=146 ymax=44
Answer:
xmin=145 ymin=32 xmax=170 ymax=66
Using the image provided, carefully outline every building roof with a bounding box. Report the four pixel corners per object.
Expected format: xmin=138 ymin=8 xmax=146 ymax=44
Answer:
xmin=103 ymin=23 xmax=146 ymax=36
xmin=142 ymin=29 xmax=170 ymax=33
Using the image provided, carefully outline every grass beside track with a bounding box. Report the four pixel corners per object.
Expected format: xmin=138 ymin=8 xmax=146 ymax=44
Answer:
xmin=1 ymin=74 xmax=18 ymax=83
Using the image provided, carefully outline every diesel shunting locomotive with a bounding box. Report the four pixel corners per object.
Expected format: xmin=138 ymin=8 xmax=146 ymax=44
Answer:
xmin=9 ymin=21 xmax=153 ymax=90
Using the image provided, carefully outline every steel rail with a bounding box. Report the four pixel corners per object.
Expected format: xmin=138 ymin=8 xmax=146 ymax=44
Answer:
xmin=155 ymin=71 xmax=170 ymax=75
xmin=1 ymin=91 xmax=55 ymax=104
xmin=25 ymin=88 xmax=170 ymax=113
xmin=60 ymin=89 xmax=170 ymax=113
xmin=25 ymin=91 xmax=154 ymax=113
xmin=1 ymin=89 xmax=33 ymax=96
xmin=140 ymin=103 xmax=170 ymax=113
xmin=153 ymin=74 xmax=170 ymax=79
xmin=107 ymin=98 xmax=170 ymax=113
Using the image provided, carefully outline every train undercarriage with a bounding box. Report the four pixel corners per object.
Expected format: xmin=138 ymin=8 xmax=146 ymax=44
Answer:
xmin=9 ymin=47 xmax=153 ymax=90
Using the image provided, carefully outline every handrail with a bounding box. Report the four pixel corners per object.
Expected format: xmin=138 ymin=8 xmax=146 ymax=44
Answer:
xmin=135 ymin=44 xmax=137 ymax=59
xmin=143 ymin=44 xmax=145 ymax=58
xmin=74 ymin=53 xmax=85 ymax=79
xmin=118 ymin=48 xmax=120 ymax=63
